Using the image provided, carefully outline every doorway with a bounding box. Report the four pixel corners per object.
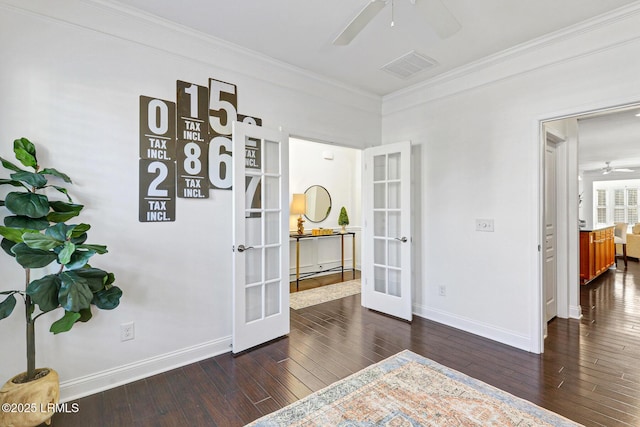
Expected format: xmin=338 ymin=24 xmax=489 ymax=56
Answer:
xmin=540 ymin=102 xmax=640 ymax=350
xmin=288 ymin=137 xmax=363 ymax=292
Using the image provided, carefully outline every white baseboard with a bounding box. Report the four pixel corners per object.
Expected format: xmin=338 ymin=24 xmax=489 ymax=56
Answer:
xmin=413 ymin=304 xmax=532 ymax=352
xmin=569 ymin=304 xmax=583 ymax=319
xmin=59 ymin=336 xmax=232 ymax=402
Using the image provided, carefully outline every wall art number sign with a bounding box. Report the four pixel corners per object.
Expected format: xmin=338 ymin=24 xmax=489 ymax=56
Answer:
xmin=138 ymin=77 xmax=262 ymax=223
xmin=177 ymin=81 xmax=209 ymax=199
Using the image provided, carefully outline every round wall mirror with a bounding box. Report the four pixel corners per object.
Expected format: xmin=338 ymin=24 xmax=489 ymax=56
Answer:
xmin=304 ymin=185 xmax=332 ymax=223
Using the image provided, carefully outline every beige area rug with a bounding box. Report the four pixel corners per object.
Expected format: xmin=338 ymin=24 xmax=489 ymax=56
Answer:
xmin=247 ymin=349 xmax=583 ymax=426
xmin=289 ymin=279 xmax=361 ymax=310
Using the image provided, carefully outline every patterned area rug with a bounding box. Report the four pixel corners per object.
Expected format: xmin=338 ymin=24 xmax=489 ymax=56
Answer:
xmin=289 ymin=279 xmax=361 ymax=310
xmin=247 ymin=350 xmax=583 ymax=426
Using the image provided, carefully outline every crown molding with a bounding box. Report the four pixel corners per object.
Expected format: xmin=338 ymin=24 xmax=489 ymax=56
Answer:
xmin=383 ymin=1 xmax=640 ymax=113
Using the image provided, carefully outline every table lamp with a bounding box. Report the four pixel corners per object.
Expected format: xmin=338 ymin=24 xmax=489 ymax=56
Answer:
xmin=291 ymin=193 xmax=306 ymax=235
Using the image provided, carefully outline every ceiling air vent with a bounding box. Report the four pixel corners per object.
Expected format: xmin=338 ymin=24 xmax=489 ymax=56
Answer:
xmin=381 ymin=51 xmax=438 ymax=80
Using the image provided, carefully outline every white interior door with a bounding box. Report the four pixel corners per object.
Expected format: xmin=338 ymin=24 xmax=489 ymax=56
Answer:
xmin=232 ymin=121 xmax=289 ymax=353
xmin=544 ymin=140 xmax=558 ymax=322
xmin=362 ymin=141 xmax=412 ymax=321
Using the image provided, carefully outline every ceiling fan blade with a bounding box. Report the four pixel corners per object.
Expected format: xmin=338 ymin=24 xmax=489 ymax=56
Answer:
xmin=613 ymin=168 xmax=634 ymax=172
xmin=333 ymin=0 xmax=387 ymax=46
xmin=414 ymin=0 xmax=461 ymax=39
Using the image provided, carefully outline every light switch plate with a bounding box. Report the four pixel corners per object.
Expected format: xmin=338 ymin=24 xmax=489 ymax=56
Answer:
xmin=475 ymin=219 xmax=494 ymax=232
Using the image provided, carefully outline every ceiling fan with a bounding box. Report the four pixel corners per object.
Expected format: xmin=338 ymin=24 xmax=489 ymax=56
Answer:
xmin=601 ymin=161 xmax=634 ymax=175
xmin=333 ymin=0 xmax=461 ymax=46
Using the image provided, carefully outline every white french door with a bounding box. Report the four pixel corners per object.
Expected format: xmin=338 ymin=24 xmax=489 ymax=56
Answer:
xmin=232 ymin=121 xmax=289 ymax=354
xmin=362 ymin=141 xmax=412 ymax=321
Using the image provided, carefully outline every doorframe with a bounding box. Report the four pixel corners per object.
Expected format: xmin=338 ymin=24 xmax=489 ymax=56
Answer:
xmin=537 ymin=98 xmax=640 ymax=353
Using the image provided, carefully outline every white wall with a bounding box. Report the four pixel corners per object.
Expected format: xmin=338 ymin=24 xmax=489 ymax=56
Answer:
xmin=0 ymin=0 xmax=380 ymax=400
xmin=382 ymin=3 xmax=640 ymax=352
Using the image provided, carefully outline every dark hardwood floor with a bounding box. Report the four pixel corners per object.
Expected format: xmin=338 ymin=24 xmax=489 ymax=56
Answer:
xmin=49 ymin=263 xmax=640 ymax=426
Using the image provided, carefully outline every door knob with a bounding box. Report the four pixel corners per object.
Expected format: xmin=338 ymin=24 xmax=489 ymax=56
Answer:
xmin=236 ymin=244 xmax=254 ymax=252
xmin=394 ymin=237 xmax=408 ymax=243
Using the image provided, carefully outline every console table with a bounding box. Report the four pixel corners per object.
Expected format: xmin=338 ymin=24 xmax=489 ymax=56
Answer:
xmin=290 ymin=232 xmax=356 ymax=291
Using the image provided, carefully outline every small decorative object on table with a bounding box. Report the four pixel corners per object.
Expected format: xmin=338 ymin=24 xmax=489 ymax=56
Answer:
xmin=338 ymin=206 xmax=349 ymax=233
xmin=312 ymin=228 xmax=333 ymax=236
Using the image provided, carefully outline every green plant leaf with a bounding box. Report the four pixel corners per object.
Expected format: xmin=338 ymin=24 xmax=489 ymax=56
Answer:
xmin=13 ymin=137 xmax=38 ymax=169
xmin=50 ymin=311 xmax=81 ymax=334
xmin=78 ymin=244 xmax=108 ymax=254
xmin=0 ymin=294 xmax=17 ymax=320
xmin=70 ymin=223 xmax=90 ymax=237
xmin=65 ymin=249 xmax=96 ymax=270
xmin=73 ymin=268 xmax=108 ymax=292
xmin=0 ymin=225 xmax=28 ymax=243
xmin=23 ymin=232 xmax=63 ymax=251
xmin=105 ymin=272 xmax=116 ymax=287
xmin=5 ymin=192 xmax=49 ymax=218
xmin=58 ymin=271 xmax=93 ymax=312
xmin=26 ymin=275 xmax=61 ymax=313
xmin=4 ymin=215 xmax=49 ymax=230
xmin=70 ymin=233 xmax=87 ymax=245
xmin=39 ymin=168 xmax=72 ymax=183
xmin=47 ymin=201 xmax=83 ymax=223
xmin=92 ymin=286 xmax=122 ymax=310
xmin=0 ymin=156 xmax=23 ymax=172
xmin=0 ymin=178 xmax=28 ymax=189
xmin=58 ymin=241 xmax=76 ymax=265
xmin=10 ymin=171 xmax=47 ymax=188
xmin=78 ymin=307 xmax=92 ymax=322
xmin=45 ymin=223 xmax=73 ymax=241
xmin=11 ymin=243 xmax=58 ymax=268
xmin=1 ymin=238 xmax=16 ymax=257
xmin=51 ymin=186 xmax=72 ymax=202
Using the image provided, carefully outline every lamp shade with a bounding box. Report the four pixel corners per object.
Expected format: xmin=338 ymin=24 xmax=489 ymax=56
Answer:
xmin=291 ymin=193 xmax=306 ymax=215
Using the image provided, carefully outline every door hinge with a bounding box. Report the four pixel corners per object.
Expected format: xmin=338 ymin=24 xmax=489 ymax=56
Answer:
xmin=538 ymin=244 xmax=541 ymax=252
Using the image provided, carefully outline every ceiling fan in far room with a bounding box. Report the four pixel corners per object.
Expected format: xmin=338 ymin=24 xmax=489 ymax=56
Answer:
xmin=601 ymin=161 xmax=635 ymax=175
xmin=333 ymin=0 xmax=461 ymax=46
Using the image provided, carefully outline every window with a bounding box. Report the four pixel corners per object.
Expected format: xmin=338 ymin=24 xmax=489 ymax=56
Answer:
xmin=593 ymin=180 xmax=640 ymax=228
xmin=596 ymin=189 xmax=607 ymax=224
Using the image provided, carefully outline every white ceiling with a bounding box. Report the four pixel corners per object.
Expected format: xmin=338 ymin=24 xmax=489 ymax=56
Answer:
xmin=109 ymin=0 xmax=637 ymax=96
xmin=578 ymin=106 xmax=640 ymax=173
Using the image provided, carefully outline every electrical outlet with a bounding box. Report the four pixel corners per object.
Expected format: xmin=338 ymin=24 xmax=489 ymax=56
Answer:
xmin=475 ymin=219 xmax=494 ymax=232
xmin=438 ymin=286 xmax=446 ymax=296
xmin=120 ymin=322 xmax=135 ymax=342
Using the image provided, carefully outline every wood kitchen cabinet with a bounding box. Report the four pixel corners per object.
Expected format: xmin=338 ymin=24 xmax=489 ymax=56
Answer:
xmin=580 ymin=226 xmax=615 ymax=284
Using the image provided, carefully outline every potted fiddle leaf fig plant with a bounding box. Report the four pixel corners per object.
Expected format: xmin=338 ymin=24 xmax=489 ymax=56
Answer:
xmin=0 ymin=138 xmax=122 ymax=427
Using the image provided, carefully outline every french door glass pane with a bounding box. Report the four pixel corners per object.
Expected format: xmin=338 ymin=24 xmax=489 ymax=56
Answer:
xmin=374 ymin=155 xmax=386 ymax=181
xmin=245 ymin=285 xmax=262 ymax=322
xmin=246 ymin=217 xmax=261 ymax=247
xmin=265 ymin=212 xmax=279 ymax=245
xmin=388 ymin=211 xmax=400 ymax=237
xmin=264 ymin=176 xmax=279 ymax=209
xmin=245 ymin=248 xmax=262 ymax=284
xmin=265 ymin=246 xmax=280 ymax=281
xmin=388 ymin=240 xmax=401 ymax=268
xmin=374 ymin=183 xmax=386 ymax=209
xmin=263 ymin=139 xmax=279 ymax=174
xmin=388 ymin=153 xmax=401 ymax=180
xmin=388 ymin=269 xmax=401 ymax=297
xmin=388 ymin=182 xmax=400 ymax=209
xmin=374 ymin=266 xmax=386 ymax=293
xmin=374 ymin=211 xmax=386 ymax=236
xmin=265 ymin=281 xmax=280 ymax=317
xmin=374 ymin=239 xmax=386 ymax=265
